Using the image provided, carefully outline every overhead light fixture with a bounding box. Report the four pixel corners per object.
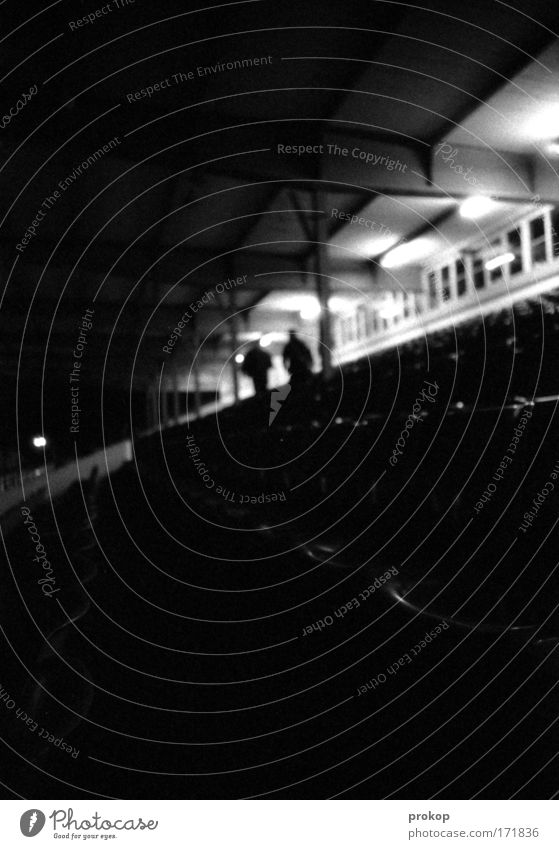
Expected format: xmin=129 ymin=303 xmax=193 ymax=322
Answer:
xmin=364 ymin=235 xmax=398 ymax=258
xmin=380 ymin=238 xmax=433 ymax=269
xmin=530 ymin=105 xmax=559 ymax=140
xmin=485 ymin=252 xmax=515 ymax=271
xmin=32 ymin=436 xmax=47 ymax=448
xmin=259 ymin=334 xmax=274 ymax=347
xmin=235 ymin=353 xmax=245 ymax=364
xmin=459 ymin=196 xmax=497 ymax=219
xmin=300 ymin=300 xmax=321 ymax=321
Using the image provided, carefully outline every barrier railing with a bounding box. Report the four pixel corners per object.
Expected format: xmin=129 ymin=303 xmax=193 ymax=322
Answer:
xmin=0 ymin=440 xmax=132 ymax=519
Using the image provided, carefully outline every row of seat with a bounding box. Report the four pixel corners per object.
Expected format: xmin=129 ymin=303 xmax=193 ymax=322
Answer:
xmin=4 ymin=290 xmax=559 ymax=798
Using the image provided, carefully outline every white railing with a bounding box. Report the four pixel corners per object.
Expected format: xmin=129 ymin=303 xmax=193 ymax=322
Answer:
xmin=333 ymin=204 xmax=559 ymax=363
xmin=0 ymin=440 xmax=132 ymax=518
xmin=0 ymin=464 xmax=50 ymax=494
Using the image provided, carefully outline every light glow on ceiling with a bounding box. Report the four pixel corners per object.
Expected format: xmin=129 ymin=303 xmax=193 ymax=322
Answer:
xmin=364 ymin=235 xmax=399 ymax=258
xmin=380 ymin=238 xmax=433 ymax=268
xmin=529 ymin=104 xmax=559 ymax=140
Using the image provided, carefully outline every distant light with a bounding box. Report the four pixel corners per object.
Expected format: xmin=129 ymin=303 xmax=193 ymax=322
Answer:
xmin=32 ymin=436 xmax=47 ymax=448
xmin=235 ymin=353 xmax=245 ymax=364
xmin=547 ymin=140 xmax=559 ymax=155
xmin=378 ymin=298 xmax=401 ymax=320
xmin=300 ymin=300 xmax=321 ymax=321
xmin=485 ymin=252 xmax=515 ymax=271
xmin=259 ymin=334 xmax=274 ymax=347
xmin=459 ymin=196 xmax=497 ymax=219
xmin=381 ymin=238 xmax=433 ymax=269
xmin=328 ymin=296 xmax=355 ymax=314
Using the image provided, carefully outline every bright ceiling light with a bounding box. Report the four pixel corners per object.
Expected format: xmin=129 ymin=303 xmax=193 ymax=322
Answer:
xmin=459 ymin=196 xmax=497 ymax=219
xmin=530 ymin=105 xmax=559 ymax=140
xmin=300 ymin=300 xmax=321 ymax=321
xmin=259 ymin=334 xmax=274 ymax=347
xmin=380 ymin=238 xmax=433 ymax=269
xmin=547 ymin=140 xmax=559 ymax=155
xmin=235 ymin=353 xmax=245 ymax=364
xmin=485 ymin=252 xmax=515 ymax=271
xmin=364 ymin=235 xmax=399 ymax=258
xmin=32 ymin=436 xmax=47 ymax=448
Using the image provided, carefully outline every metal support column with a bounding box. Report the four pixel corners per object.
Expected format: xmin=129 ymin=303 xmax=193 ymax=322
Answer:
xmin=229 ymin=293 xmax=240 ymax=404
xmin=314 ymin=189 xmax=333 ymax=380
xmin=192 ymin=322 xmax=202 ymax=417
xmin=150 ymin=381 xmax=158 ymax=431
xmin=172 ymin=365 xmax=180 ymax=425
xmin=145 ymin=386 xmax=152 ymax=431
xmin=161 ymin=378 xmax=169 ymax=429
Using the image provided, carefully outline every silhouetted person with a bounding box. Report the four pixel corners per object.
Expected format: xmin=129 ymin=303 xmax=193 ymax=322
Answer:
xmin=241 ymin=343 xmax=272 ymax=394
xmin=283 ymin=330 xmax=313 ymax=386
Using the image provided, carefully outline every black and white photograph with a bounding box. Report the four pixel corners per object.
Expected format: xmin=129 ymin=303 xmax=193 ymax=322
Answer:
xmin=2 ymin=0 xmax=559 ymax=834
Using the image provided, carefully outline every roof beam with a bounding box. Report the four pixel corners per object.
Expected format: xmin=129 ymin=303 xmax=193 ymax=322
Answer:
xmin=428 ymin=33 xmax=559 ymax=148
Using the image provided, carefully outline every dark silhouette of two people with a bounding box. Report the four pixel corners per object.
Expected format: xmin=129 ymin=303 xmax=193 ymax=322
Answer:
xmin=241 ymin=331 xmax=314 ymax=398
